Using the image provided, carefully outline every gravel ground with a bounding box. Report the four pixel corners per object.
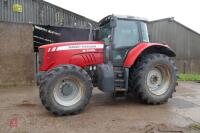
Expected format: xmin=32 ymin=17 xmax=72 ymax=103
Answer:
xmin=0 ymin=81 xmax=200 ymax=133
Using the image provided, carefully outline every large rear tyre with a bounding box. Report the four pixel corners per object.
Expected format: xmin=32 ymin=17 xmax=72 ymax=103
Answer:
xmin=39 ymin=65 xmax=93 ymax=116
xmin=129 ymin=54 xmax=177 ymax=104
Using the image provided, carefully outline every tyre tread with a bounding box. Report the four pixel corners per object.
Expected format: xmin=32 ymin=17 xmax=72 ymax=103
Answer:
xmin=39 ymin=65 xmax=93 ymax=116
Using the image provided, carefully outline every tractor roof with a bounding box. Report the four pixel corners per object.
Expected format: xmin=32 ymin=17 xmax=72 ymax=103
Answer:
xmin=113 ymin=14 xmax=148 ymax=21
xmin=99 ymin=14 xmax=148 ymax=26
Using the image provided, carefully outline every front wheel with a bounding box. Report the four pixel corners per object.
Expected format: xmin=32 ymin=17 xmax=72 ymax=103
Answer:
xmin=129 ymin=54 xmax=177 ymax=104
xmin=39 ymin=65 xmax=93 ymax=116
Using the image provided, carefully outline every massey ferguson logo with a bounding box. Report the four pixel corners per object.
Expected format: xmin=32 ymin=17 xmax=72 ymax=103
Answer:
xmin=68 ymin=45 xmax=96 ymax=49
xmin=48 ymin=44 xmax=104 ymax=52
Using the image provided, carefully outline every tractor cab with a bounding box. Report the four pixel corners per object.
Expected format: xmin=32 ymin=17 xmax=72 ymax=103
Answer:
xmin=95 ymin=15 xmax=149 ymax=66
xmin=95 ymin=15 xmax=151 ymax=93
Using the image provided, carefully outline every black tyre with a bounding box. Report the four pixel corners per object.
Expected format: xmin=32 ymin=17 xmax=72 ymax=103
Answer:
xmin=129 ymin=54 xmax=177 ymax=104
xmin=39 ymin=65 xmax=93 ymax=116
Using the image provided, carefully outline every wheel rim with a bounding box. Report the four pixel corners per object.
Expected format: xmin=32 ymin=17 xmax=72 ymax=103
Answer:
xmin=53 ymin=78 xmax=83 ymax=106
xmin=146 ymin=65 xmax=171 ymax=95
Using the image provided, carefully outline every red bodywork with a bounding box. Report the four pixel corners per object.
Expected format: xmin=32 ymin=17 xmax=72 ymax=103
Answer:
xmin=39 ymin=41 xmax=104 ymax=71
xmin=123 ymin=42 xmax=175 ymax=67
xmin=39 ymin=41 xmax=174 ymax=71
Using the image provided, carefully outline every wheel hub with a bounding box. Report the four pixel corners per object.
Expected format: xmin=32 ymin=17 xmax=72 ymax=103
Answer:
xmin=150 ymin=75 xmax=158 ymax=84
xmin=61 ymin=83 xmax=74 ymax=96
xmin=53 ymin=79 xmax=83 ymax=106
xmin=146 ymin=66 xmax=170 ymax=96
xmin=147 ymin=69 xmax=162 ymax=87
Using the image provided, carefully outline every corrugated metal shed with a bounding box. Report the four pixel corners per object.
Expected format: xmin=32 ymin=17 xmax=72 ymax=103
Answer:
xmin=148 ymin=18 xmax=200 ymax=73
xmin=148 ymin=18 xmax=200 ymax=59
xmin=0 ymin=0 xmax=97 ymax=29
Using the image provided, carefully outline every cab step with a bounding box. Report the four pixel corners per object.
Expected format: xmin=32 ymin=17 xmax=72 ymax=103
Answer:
xmin=115 ymin=88 xmax=127 ymax=92
xmin=115 ymin=79 xmax=125 ymax=82
xmin=113 ymin=87 xmax=127 ymax=99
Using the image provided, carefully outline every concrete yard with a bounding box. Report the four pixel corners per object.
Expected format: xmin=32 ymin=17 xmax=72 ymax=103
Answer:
xmin=0 ymin=81 xmax=200 ymax=133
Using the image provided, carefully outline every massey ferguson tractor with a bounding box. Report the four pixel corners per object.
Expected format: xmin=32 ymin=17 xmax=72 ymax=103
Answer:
xmin=38 ymin=15 xmax=177 ymax=116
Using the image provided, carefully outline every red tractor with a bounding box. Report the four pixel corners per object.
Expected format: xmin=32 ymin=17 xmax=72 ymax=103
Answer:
xmin=38 ymin=15 xmax=177 ymax=116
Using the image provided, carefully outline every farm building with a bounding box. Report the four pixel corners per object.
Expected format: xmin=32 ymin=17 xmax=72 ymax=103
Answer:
xmin=0 ymin=0 xmax=200 ymax=86
xmin=0 ymin=0 xmax=97 ymax=85
xmin=148 ymin=18 xmax=200 ymax=74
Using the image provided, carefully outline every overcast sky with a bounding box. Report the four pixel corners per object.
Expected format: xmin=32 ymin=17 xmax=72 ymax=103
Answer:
xmin=45 ymin=0 xmax=200 ymax=33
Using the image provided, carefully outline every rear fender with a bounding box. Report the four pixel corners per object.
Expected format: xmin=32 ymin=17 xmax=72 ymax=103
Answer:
xmin=123 ymin=42 xmax=176 ymax=68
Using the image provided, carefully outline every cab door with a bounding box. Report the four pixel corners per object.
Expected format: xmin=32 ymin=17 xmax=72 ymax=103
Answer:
xmin=112 ymin=19 xmax=140 ymax=66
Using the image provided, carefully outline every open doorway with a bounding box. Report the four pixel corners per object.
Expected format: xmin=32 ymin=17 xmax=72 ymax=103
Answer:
xmin=33 ymin=25 xmax=91 ymax=76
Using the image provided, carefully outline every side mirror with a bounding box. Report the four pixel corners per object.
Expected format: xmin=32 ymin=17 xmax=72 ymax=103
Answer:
xmin=103 ymin=35 xmax=112 ymax=45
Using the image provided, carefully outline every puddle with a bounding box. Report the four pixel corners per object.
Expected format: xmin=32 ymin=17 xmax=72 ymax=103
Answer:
xmin=168 ymin=98 xmax=198 ymax=109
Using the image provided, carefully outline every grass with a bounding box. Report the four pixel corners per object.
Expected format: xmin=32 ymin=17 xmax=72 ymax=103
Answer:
xmin=189 ymin=123 xmax=200 ymax=131
xmin=178 ymin=74 xmax=200 ymax=81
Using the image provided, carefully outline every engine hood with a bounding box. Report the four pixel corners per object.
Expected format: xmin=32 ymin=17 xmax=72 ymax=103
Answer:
xmin=39 ymin=41 xmax=105 ymax=71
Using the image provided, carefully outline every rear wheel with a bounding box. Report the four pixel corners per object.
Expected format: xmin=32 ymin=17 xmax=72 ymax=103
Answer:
xmin=129 ymin=54 xmax=177 ymax=104
xmin=39 ymin=65 xmax=93 ymax=116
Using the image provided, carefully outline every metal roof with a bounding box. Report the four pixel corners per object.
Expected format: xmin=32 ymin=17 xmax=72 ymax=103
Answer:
xmin=150 ymin=17 xmax=200 ymax=36
xmin=99 ymin=14 xmax=148 ymax=26
xmin=112 ymin=14 xmax=148 ymax=21
xmin=0 ymin=0 xmax=98 ymax=29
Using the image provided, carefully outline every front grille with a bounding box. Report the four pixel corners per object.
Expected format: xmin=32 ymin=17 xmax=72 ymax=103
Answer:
xmin=38 ymin=48 xmax=44 ymax=66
